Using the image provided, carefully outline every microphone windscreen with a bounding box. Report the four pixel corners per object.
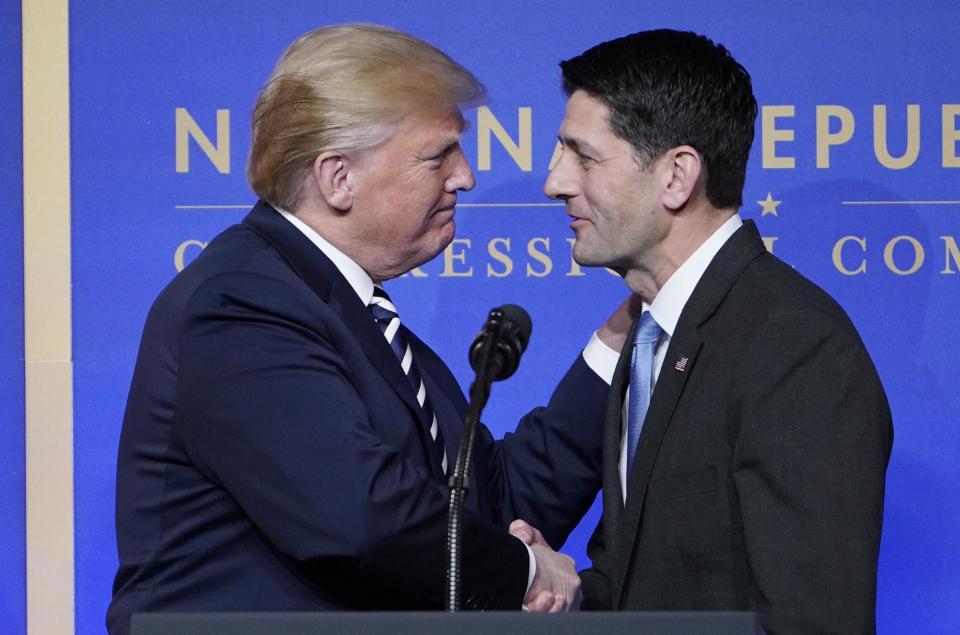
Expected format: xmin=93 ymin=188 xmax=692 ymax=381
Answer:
xmin=498 ymin=304 xmax=532 ymax=352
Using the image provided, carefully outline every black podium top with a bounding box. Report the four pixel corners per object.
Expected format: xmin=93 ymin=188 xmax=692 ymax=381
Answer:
xmin=131 ymin=611 xmax=761 ymax=635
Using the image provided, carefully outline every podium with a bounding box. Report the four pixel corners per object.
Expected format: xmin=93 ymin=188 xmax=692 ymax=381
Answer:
xmin=131 ymin=611 xmax=761 ymax=634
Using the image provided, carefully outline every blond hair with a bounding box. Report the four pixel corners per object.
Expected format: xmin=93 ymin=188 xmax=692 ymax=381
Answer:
xmin=247 ymin=23 xmax=484 ymax=210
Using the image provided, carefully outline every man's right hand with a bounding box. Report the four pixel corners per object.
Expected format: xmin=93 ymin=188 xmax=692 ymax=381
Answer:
xmin=597 ymin=293 xmax=644 ymax=353
xmin=510 ymin=519 xmax=581 ymax=612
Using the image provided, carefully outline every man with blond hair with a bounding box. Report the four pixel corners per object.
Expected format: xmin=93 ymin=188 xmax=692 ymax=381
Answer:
xmin=108 ymin=24 xmax=629 ymax=633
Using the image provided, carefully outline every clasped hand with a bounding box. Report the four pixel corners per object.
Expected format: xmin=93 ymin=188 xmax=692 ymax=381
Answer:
xmin=509 ymin=519 xmax=582 ymax=613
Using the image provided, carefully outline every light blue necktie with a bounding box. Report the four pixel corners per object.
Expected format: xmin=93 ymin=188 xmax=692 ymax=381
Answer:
xmin=627 ymin=312 xmax=663 ymax=479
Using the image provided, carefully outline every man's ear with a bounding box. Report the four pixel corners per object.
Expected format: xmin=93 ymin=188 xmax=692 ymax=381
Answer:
xmin=312 ymin=152 xmax=353 ymax=212
xmin=659 ymin=145 xmax=702 ymax=211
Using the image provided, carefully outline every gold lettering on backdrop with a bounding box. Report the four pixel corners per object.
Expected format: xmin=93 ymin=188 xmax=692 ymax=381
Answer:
xmin=883 ymin=235 xmax=925 ymax=275
xmin=564 ymin=238 xmax=585 ymax=276
xmin=874 ymin=105 xmax=921 ymax=169
xmin=761 ymin=106 xmax=796 ymax=169
xmin=526 ymin=238 xmax=553 ymax=277
xmin=174 ymin=240 xmax=207 ymax=272
xmin=755 ymin=103 xmax=960 ymax=170
xmin=440 ymin=239 xmax=474 ymax=277
xmin=941 ymin=236 xmax=960 ymax=274
xmin=175 ymin=108 xmax=230 ymax=173
xmin=943 ymin=105 xmax=960 ymax=168
xmin=476 ymin=107 xmax=533 ymax=172
xmin=171 ymin=230 xmax=957 ymax=278
xmin=833 ymin=236 xmax=868 ymax=275
xmin=487 ymin=238 xmax=513 ymax=278
xmin=165 ymin=103 xmax=960 ymax=176
xmin=816 ymin=106 xmax=855 ymax=169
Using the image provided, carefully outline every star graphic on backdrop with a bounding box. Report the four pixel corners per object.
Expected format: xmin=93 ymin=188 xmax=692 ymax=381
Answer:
xmin=757 ymin=192 xmax=781 ymax=216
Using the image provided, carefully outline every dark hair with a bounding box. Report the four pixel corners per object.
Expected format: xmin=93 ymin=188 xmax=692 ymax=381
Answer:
xmin=560 ymin=29 xmax=757 ymax=209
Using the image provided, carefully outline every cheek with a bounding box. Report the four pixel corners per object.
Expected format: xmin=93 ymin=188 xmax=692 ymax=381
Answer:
xmin=582 ymin=177 xmax=615 ymax=216
xmin=402 ymin=166 xmax=441 ymax=190
xmin=593 ymin=176 xmax=646 ymax=219
xmin=407 ymin=176 xmax=443 ymax=204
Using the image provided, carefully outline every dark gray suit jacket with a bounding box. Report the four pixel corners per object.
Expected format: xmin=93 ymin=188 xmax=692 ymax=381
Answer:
xmin=581 ymin=221 xmax=892 ymax=634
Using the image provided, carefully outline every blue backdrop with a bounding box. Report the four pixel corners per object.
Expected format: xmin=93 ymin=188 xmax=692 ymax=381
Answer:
xmin=1 ymin=1 xmax=25 ymax=633
xmin=63 ymin=1 xmax=960 ymax=633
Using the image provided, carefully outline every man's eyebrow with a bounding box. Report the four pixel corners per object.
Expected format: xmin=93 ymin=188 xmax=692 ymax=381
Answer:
xmin=435 ymin=120 xmax=470 ymax=151
xmin=558 ymin=135 xmax=599 ymax=156
xmin=423 ymin=137 xmax=461 ymax=158
xmin=439 ymin=137 xmax=462 ymax=152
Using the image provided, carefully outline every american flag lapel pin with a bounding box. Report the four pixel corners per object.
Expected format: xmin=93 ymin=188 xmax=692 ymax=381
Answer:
xmin=674 ymin=357 xmax=689 ymax=372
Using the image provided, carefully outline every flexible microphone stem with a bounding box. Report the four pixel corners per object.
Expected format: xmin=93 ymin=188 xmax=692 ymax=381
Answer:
xmin=445 ymin=309 xmax=504 ymax=612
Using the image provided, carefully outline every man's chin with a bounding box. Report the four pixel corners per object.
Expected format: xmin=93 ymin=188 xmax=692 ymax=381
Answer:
xmin=439 ymin=219 xmax=456 ymax=247
xmin=410 ymin=225 xmax=457 ymax=270
xmin=572 ymin=244 xmax=608 ymax=269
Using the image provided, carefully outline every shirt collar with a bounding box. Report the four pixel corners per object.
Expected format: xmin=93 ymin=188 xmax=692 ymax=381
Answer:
xmin=274 ymin=205 xmax=376 ymax=306
xmin=647 ymin=214 xmax=743 ymax=336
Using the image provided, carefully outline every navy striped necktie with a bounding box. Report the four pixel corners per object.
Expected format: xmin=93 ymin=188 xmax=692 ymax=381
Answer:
xmin=368 ymin=286 xmax=447 ymax=473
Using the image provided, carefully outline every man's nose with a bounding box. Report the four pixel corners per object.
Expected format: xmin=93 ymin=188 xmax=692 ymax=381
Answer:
xmin=447 ymin=149 xmax=475 ymax=192
xmin=544 ymin=159 xmax=573 ymax=200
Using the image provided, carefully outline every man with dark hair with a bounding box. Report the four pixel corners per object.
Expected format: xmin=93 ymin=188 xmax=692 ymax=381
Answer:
xmin=520 ymin=29 xmax=892 ymax=633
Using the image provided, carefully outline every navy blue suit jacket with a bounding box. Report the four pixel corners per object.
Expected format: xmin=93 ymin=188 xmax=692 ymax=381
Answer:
xmin=108 ymin=202 xmax=606 ymax=634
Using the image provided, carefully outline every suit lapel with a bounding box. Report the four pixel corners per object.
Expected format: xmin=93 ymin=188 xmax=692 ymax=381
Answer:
xmin=613 ymin=326 xmax=703 ymax=604
xmin=611 ymin=221 xmax=768 ymax=606
xmin=327 ymin=289 xmax=436 ymax=434
xmin=407 ymin=329 xmax=464 ymax=480
xmin=241 ymin=202 xmax=435 ymax=455
xmin=600 ymin=319 xmax=635 ymax=590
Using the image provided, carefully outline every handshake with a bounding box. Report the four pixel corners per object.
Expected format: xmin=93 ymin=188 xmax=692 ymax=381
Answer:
xmin=509 ymin=519 xmax=582 ymax=613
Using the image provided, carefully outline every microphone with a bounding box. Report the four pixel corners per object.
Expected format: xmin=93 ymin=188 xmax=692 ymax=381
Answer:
xmin=468 ymin=304 xmax=532 ymax=381
xmin=447 ymin=304 xmax=532 ymax=611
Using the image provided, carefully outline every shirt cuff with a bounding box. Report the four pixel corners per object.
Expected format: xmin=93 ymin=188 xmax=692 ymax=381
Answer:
xmin=522 ymin=540 xmax=536 ymax=594
xmin=582 ymin=331 xmax=619 ymax=385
